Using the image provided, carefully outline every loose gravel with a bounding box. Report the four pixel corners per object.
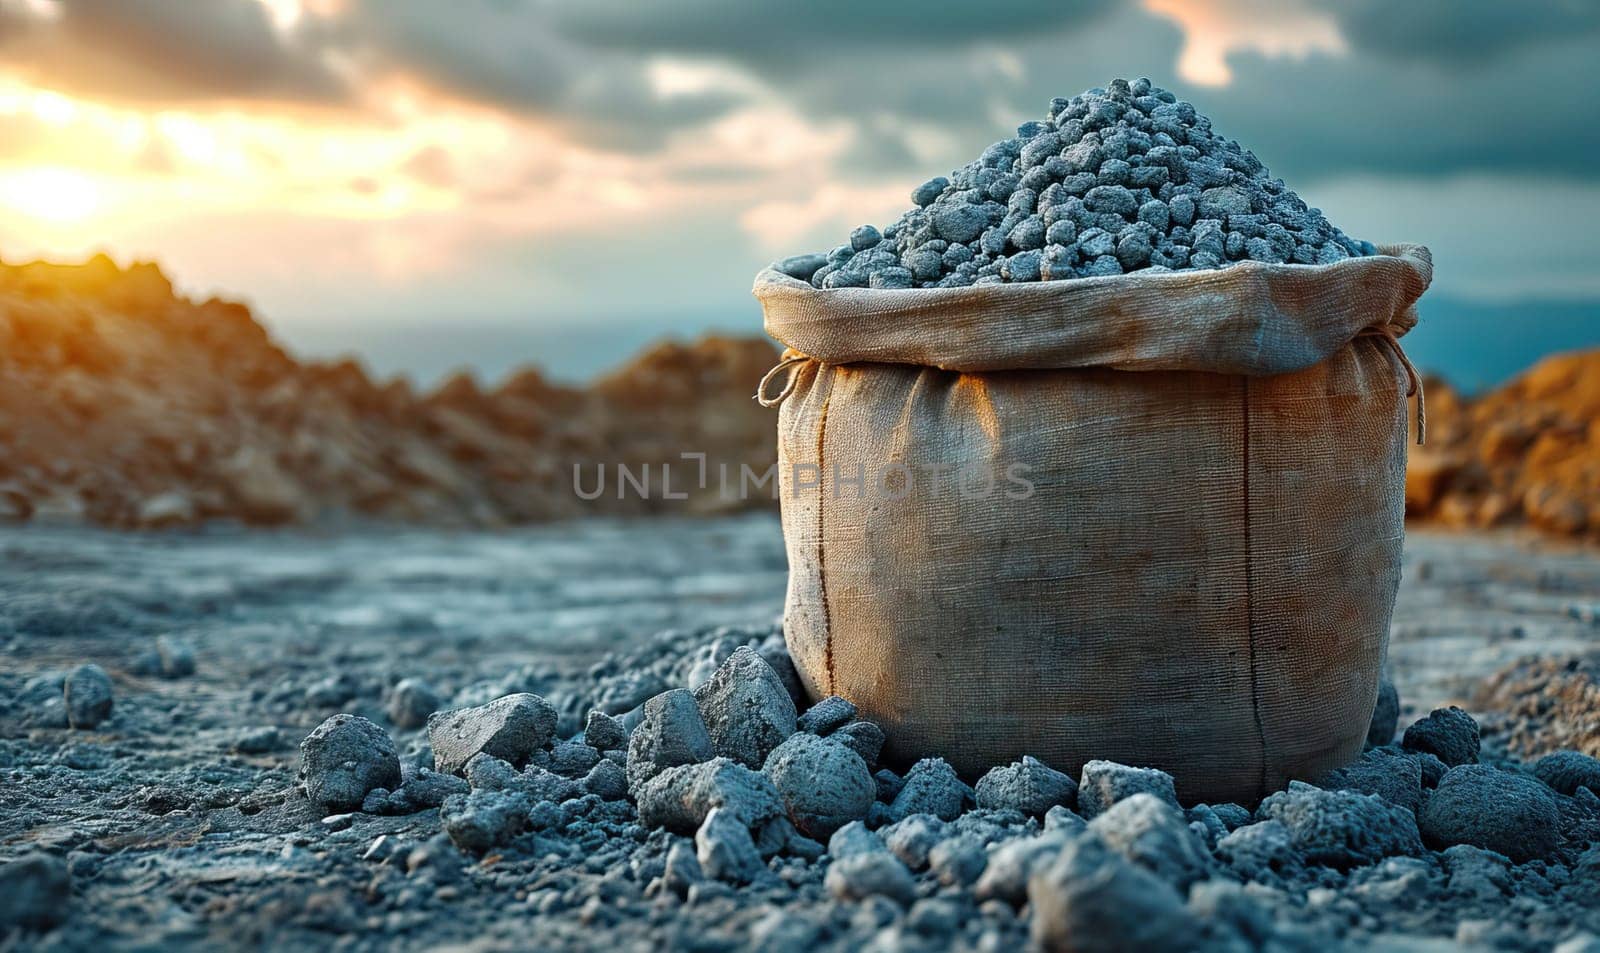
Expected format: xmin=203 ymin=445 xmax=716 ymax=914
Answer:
xmin=778 ymin=78 xmax=1376 ymax=290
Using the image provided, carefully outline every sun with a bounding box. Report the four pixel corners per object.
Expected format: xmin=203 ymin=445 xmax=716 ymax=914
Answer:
xmin=0 ymin=167 xmax=102 ymax=223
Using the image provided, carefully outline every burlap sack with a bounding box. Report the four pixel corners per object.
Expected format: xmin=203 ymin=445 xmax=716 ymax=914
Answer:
xmin=753 ymin=244 xmax=1432 ymax=804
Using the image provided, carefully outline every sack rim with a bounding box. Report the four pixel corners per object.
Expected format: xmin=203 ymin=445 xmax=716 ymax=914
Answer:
xmin=754 ymin=243 xmax=1433 ymax=376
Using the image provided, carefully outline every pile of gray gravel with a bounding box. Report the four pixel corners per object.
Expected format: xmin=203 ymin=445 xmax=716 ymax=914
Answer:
xmin=276 ymin=633 xmax=1600 ymax=951
xmin=777 ymin=78 xmax=1377 ymax=290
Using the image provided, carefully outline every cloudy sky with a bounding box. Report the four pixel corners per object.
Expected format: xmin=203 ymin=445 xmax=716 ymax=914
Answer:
xmin=0 ymin=0 xmax=1595 ymax=387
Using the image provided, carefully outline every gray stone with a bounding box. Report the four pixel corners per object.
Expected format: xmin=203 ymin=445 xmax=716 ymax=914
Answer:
xmin=828 ymin=820 xmax=885 ymax=859
xmin=831 ymin=720 xmax=886 ymax=767
xmin=849 ymin=224 xmax=882 ymax=251
xmin=774 ymin=253 xmax=827 ymax=282
xmin=1029 ymin=833 xmax=1199 ymax=953
xmin=912 ymin=176 xmax=949 ymax=207
xmin=1368 ymin=677 xmax=1400 ymax=746
xmin=696 ymin=807 xmax=767 ymax=884
xmin=428 ymin=693 xmax=558 ymax=775
xmin=1216 ymin=820 xmax=1299 ymax=880
xmin=1087 ymin=792 xmax=1214 ymax=889
xmin=1077 ymin=760 xmax=1179 ymax=818
xmin=662 ymin=840 xmax=704 ymax=896
xmin=976 ymin=756 xmax=1076 ymax=816
xmin=299 ymin=714 xmax=402 ymax=812
xmin=63 ymin=663 xmax=113 ymax=729
xmin=155 ymin=635 xmax=196 ymax=678
xmin=1419 ymin=764 xmax=1562 ymax=863
xmin=762 ymin=733 xmax=874 ymax=839
xmin=387 ymin=678 xmax=440 ymax=730
xmin=1326 ymin=746 xmax=1423 ymax=812
xmin=825 ymin=851 xmax=917 ymax=906
xmin=927 ymin=837 xmax=988 ymax=887
xmin=888 ymin=758 xmax=968 ymax=822
xmin=976 ymin=832 xmax=1072 ymax=904
xmin=634 ymin=757 xmax=784 ymax=834
xmin=693 ymin=647 xmax=797 ymax=770
xmin=549 ymin=741 xmax=600 ymax=777
xmin=583 ymin=758 xmax=629 ymax=801
xmin=626 ymin=688 xmax=714 ymax=788
xmin=582 ymin=709 xmax=627 ymax=752
xmin=1402 ymin=706 xmax=1480 ymax=767
xmin=440 ymin=789 xmax=529 ymax=853
xmin=1256 ymin=781 xmax=1423 ymax=868
xmin=0 ymin=853 xmax=71 ymax=931
xmin=882 ymin=813 xmax=948 ymax=870
xmin=1534 ymin=751 xmax=1600 ymax=796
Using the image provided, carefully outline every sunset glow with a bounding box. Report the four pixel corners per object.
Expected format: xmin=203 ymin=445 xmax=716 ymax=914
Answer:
xmin=0 ymin=167 xmax=101 ymax=223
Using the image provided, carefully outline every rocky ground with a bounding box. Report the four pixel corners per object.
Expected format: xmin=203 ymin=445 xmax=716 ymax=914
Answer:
xmin=3 ymin=517 xmax=1599 ymax=951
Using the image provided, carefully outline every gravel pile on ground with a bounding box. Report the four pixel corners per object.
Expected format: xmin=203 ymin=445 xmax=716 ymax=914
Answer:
xmin=777 ymin=78 xmax=1375 ymax=291
xmin=7 ymin=614 xmax=1600 ymax=950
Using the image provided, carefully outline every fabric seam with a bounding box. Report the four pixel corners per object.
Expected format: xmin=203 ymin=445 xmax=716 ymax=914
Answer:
xmin=1242 ymin=375 xmax=1269 ymax=797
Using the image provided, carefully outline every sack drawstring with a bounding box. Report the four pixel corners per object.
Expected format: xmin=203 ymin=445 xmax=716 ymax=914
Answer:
xmin=756 ymin=353 xmax=813 ymax=407
xmin=1358 ymin=326 xmax=1425 ymax=445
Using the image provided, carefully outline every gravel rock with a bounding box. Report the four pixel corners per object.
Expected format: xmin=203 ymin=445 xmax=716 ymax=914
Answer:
xmin=888 ymin=758 xmax=969 ymax=822
xmin=831 ymin=720 xmax=886 ymax=767
xmin=63 ymin=663 xmax=114 ymax=729
xmin=762 ymin=733 xmax=875 ymax=839
xmin=440 ymin=789 xmax=529 ymax=853
xmin=827 ymin=821 xmax=884 ymax=860
xmin=1028 ymin=833 xmax=1199 ymax=952
xmin=797 ymin=78 xmax=1371 ymax=289
xmin=825 ymin=851 xmax=917 ymax=906
xmin=299 ymin=713 xmax=402 ymax=812
xmin=1419 ymin=764 xmax=1562 ymax=862
xmin=975 ymin=756 xmax=1076 ymax=816
xmin=626 ymin=688 xmax=714 ymax=788
xmin=975 ymin=833 xmax=1071 ymax=904
xmin=635 ymin=757 xmax=784 ymax=834
xmin=549 ymin=741 xmax=601 ymax=777
xmin=1088 ymin=792 xmax=1214 ymax=889
xmin=583 ymin=710 xmax=627 ymax=752
xmin=0 ymin=853 xmax=71 ymax=931
xmin=155 ymin=635 xmax=197 ymax=678
xmin=1256 ymin=781 xmax=1423 ymax=868
xmin=927 ymin=836 xmax=988 ymax=887
xmin=1216 ymin=820 xmax=1300 ymax=880
xmin=362 ymin=765 xmax=467 ymax=814
xmin=696 ymin=807 xmax=767 ymax=884
xmin=1368 ymin=677 xmax=1400 ymax=746
xmin=1077 ymin=760 xmax=1179 ymax=818
xmin=583 ymin=758 xmax=629 ymax=801
xmin=796 ymin=695 xmax=856 ymax=735
xmin=1534 ymin=751 xmax=1600 ymax=796
xmin=662 ymin=840 xmax=704 ymax=896
xmin=693 ymin=647 xmax=797 ymax=769
xmin=882 ymin=814 xmax=947 ymax=870
xmin=387 ymin=678 xmax=441 ymax=730
xmin=1402 ymin=706 xmax=1481 ymax=767
xmin=1326 ymin=746 xmax=1424 ymax=812
xmin=428 ymin=693 xmax=558 ymax=775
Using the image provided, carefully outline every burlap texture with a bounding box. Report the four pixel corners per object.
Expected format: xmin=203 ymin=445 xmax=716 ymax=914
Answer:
xmin=754 ymin=244 xmax=1432 ymax=804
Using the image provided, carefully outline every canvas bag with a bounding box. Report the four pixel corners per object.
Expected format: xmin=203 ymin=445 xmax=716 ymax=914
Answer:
xmin=753 ymin=244 xmax=1432 ymax=804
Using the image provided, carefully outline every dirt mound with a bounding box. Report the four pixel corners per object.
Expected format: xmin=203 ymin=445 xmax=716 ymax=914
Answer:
xmin=0 ymin=255 xmax=778 ymax=528
xmin=1475 ymin=653 xmax=1600 ymax=760
xmin=1406 ymin=349 xmax=1600 ymax=538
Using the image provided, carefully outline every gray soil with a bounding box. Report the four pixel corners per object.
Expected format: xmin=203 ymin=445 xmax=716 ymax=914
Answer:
xmin=3 ymin=517 xmax=1599 ymax=951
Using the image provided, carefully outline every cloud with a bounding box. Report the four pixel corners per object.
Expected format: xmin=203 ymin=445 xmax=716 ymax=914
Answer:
xmin=0 ymin=0 xmax=346 ymax=104
xmin=1334 ymin=0 xmax=1600 ymax=66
